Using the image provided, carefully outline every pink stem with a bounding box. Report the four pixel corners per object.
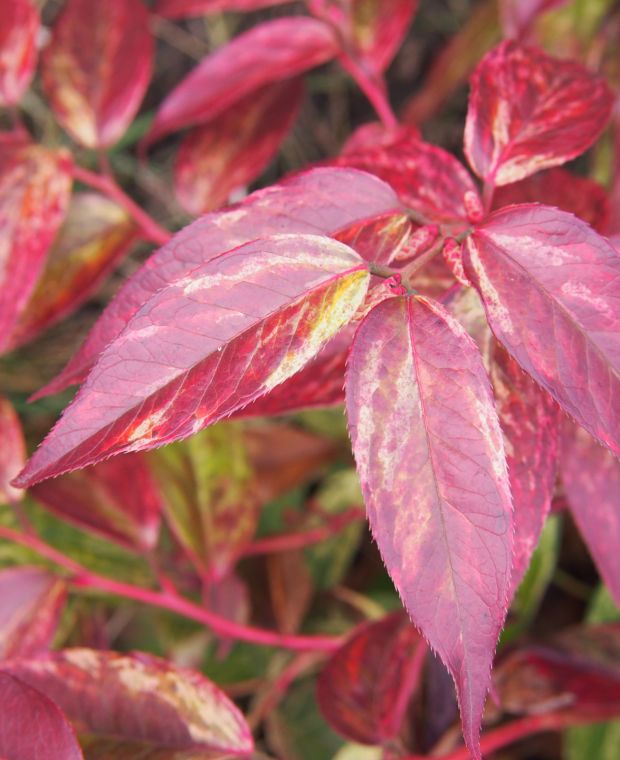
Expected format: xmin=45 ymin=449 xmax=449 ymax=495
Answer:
xmin=0 ymin=526 xmax=343 ymax=653
xmin=71 ymin=165 xmax=172 ymax=246
xmin=338 ymin=53 xmax=399 ymax=131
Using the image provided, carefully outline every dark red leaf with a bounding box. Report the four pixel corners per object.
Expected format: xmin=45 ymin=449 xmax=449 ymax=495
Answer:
xmin=0 ymin=0 xmax=39 ymax=106
xmin=562 ymin=423 xmax=620 ymax=606
xmin=155 ymin=0 xmax=290 ymax=17
xmin=499 ymin=0 xmax=571 ymax=39
xmin=143 ymin=17 xmax=338 ymax=148
xmin=175 ymin=79 xmax=304 ymax=215
xmin=0 ymin=395 xmax=25 ymax=504
xmin=317 ymin=612 xmax=423 ymax=745
xmin=0 ymin=566 xmax=67 ymax=660
xmin=464 ymin=41 xmax=613 ymax=186
xmin=462 ymin=204 xmax=620 ymax=457
xmin=346 ymin=295 xmax=513 ymax=759
xmin=30 ymin=453 xmax=162 ymax=551
xmin=42 ymin=0 xmax=153 ymax=149
xmin=2 ymin=649 xmax=253 ymax=755
xmin=0 ymin=671 xmax=83 ymax=760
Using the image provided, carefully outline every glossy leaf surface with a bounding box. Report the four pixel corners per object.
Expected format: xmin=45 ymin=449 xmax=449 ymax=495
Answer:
xmin=155 ymin=0 xmax=290 ymax=17
xmin=0 ymin=394 xmax=25 ymax=504
xmin=30 ymin=453 xmax=162 ymax=550
xmin=17 ymin=235 xmax=369 ymax=486
xmin=0 ymin=672 xmax=84 ymax=760
xmin=0 ymin=566 xmax=67 ymax=659
xmin=42 ymin=0 xmax=154 ymax=148
xmin=175 ymin=79 xmax=303 ymax=215
xmin=0 ymin=0 xmax=39 ymax=106
xmin=464 ymin=40 xmax=613 ymax=186
xmin=143 ymin=17 xmax=338 ymax=148
xmin=346 ymin=295 xmax=513 ymax=759
xmin=2 ymin=649 xmax=253 ymax=755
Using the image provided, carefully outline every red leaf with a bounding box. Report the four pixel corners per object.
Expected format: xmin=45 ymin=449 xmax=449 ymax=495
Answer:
xmin=493 ymin=168 xmax=611 ymax=233
xmin=143 ymin=17 xmax=338 ymax=148
xmin=0 ymin=395 xmax=25 ymax=504
xmin=464 ymin=41 xmax=613 ymax=186
xmin=35 ymin=167 xmax=401 ymax=399
xmin=2 ymin=649 xmax=253 ymax=755
xmin=175 ymin=79 xmax=304 ymax=215
xmin=0 ymin=139 xmax=72 ymax=354
xmin=16 ymin=235 xmax=369 ymax=487
xmin=155 ymin=0 xmax=290 ymax=17
xmin=42 ymin=0 xmax=153 ymax=149
xmin=0 ymin=672 xmax=83 ymax=760
xmin=462 ymin=204 xmax=620 ymax=457
xmin=0 ymin=0 xmax=39 ymax=106
xmin=0 ymin=566 xmax=67 ymax=660
xmin=346 ymin=295 xmax=513 ymax=759
xmin=30 ymin=453 xmax=162 ymax=551
xmin=341 ymin=121 xmax=420 ymax=154
xmin=317 ymin=612 xmax=423 ymax=744
xmin=562 ymin=423 xmax=620 ymax=606
xmin=499 ymin=0 xmax=570 ymax=39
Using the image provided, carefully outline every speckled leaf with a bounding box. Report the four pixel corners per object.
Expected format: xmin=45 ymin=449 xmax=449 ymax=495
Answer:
xmin=0 ymin=139 xmax=72 ymax=353
xmin=36 ymin=168 xmax=400 ymax=399
xmin=0 ymin=671 xmax=84 ymax=760
xmin=0 ymin=566 xmax=67 ymax=659
xmin=42 ymin=0 xmax=153 ymax=148
xmin=562 ymin=424 xmax=620 ymax=607
xmin=333 ymin=211 xmax=412 ymax=265
xmin=16 ymin=235 xmax=369 ymax=486
xmin=499 ymin=0 xmax=570 ymax=39
xmin=346 ymin=295 xmax=513 ymax=759
xmin=464 ymin=41 xmax=613 ymax=186
xmin=175 ymin=79 xmax=304 ymax=215
xmin=341 ymin=122 xmax=420 ymax=154
xmin=0 ymin=394 xmax=25 ymax=504
xmin=9 ymin=192 xmax=137 ymax=350
xmin=155 ymin=0 xmax=290 ymax=17
xmin=317 ymin=612 xmax=423 ymax=744
xmin=462 ymin=204 xmax=620 ymax=456
xmin=143 ymin=17 xmax=337 ymax=148
xmin=2 ymin=649 xmax=253 ymax=755
xmin=0 ymin=0 xmax=39 ymax=106
xmin=30 ymin=453 xmax=162 ymax=550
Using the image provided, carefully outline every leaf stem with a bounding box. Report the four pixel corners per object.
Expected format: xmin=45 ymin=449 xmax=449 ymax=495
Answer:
xmin=338 ymin=53 xmax=399 ymax=131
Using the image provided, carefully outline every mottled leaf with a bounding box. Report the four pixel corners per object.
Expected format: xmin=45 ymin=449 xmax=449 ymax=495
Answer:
xmin=0 ymin=0 xmax=39 ymax=106
xmin=143 ymin=17 xmax=338 ymax=148
xmin=462 ymin=204 xmax=620 ymax=456
xmin=0 ymin=139 xmax=72 ymax=353
xmin=36 ymin=168 xmax=400 ymax=398
xmin=464 ymin=40 xmax=613 ymax=186
xmin=562 ymin=423 xmax=620 ymax=606
xmin=346 ymin=295 xmax=513 ymax=759
xmin=9 ymin=192 xmax=137 ymax=350
xmin=341 ymin=122 xmax=420 ymax=155
xmin=0 ymin=566 xmax=66 ymax=659
xmin=30 ymin=453 xmax=162 ymax=550
xmin=0 ymin=394 xmax=25 ymax=504
xmin=499 ymin=0 xmax=570 ymax=39
xmin=42 ymin=0 xmax=154 ymax=148
xmin=0 ymin=671 xmax=83 ymax=760
xmin=17 ymin=235 xmax=369 ymax=486
xmin=317 ymin=612 xmax=422 ymax=745
xmin=175 ymin=79 xmax=304 ymax=215
xmin=155 ymin=0 xmax=290 ymax=17
xmin=2 ymin=649 xmax=253 ymax=755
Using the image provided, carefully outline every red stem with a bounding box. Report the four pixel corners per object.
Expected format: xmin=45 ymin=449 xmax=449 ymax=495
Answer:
xmin=338 ymin=53 xmax=399 ymax=131
xmin=71 ymin=164 xmax=172 ymax=246
xmin=0 ymin=526 xmax=343 ymax=653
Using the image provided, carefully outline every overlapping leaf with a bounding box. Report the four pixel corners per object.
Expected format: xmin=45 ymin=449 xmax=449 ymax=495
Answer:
xmin=0 ymin=0 xmax=39 ymax=106
xmin=462 ymin=204 xmax=620 ymax=456
xmin=0 ymin=394 xmax=25 ymax=504
xmin=155 ymin=0 xmax=290 ymax=17
xmin=42 ymin=0 xmax=153 ymax=148
xmin=2 ymin=649 xmax=253 ymax=755
xmin=464 ymin=40 xmax=613 ymax=186
xmin=175 ymin=79 xmax=304 ymax=215
xmin=143 ymin=17 xmax=338 ymax=148
xmin=346 ymin=295 xmax=513 ymax=759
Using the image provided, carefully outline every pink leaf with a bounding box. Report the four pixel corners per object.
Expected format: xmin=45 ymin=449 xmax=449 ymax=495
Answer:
xmin=42 ymin=0 xmax=154 ymax=149
xmin=155 ymin=0 xmax=290 ymax=17
xmin=341 ymin=121 xmax=420 ymax=154
xmin=0 ymin=395 xmax=25 ymax=504
xmin=2 ymin=649 xmax=253 ymax=755
xmin=0 ymin=672 xmax=83 ymax=760
xmin=16 ymin=235 xmax=369 ymax=487
xmin=464 ymin=41 xmax=613 ymax=186
xmin=562 ymin=423 xmax=620 ymax=607
xmin=346 ymin=295 xmax=513 ymax=759
xmin=462 ymin=204 xmax=620 ymax=457
xmin=0 ymin=0 xmax=39 ymax=106
xmin=35 ymin=167 xmax=401 ymax=399
xmin=0 ymin=566 xmax=67 ymax=660
xmin=175 ymin=79 xmax=304 ymax=215
xmin=143 ymin=17 xmax=338 ymax=149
